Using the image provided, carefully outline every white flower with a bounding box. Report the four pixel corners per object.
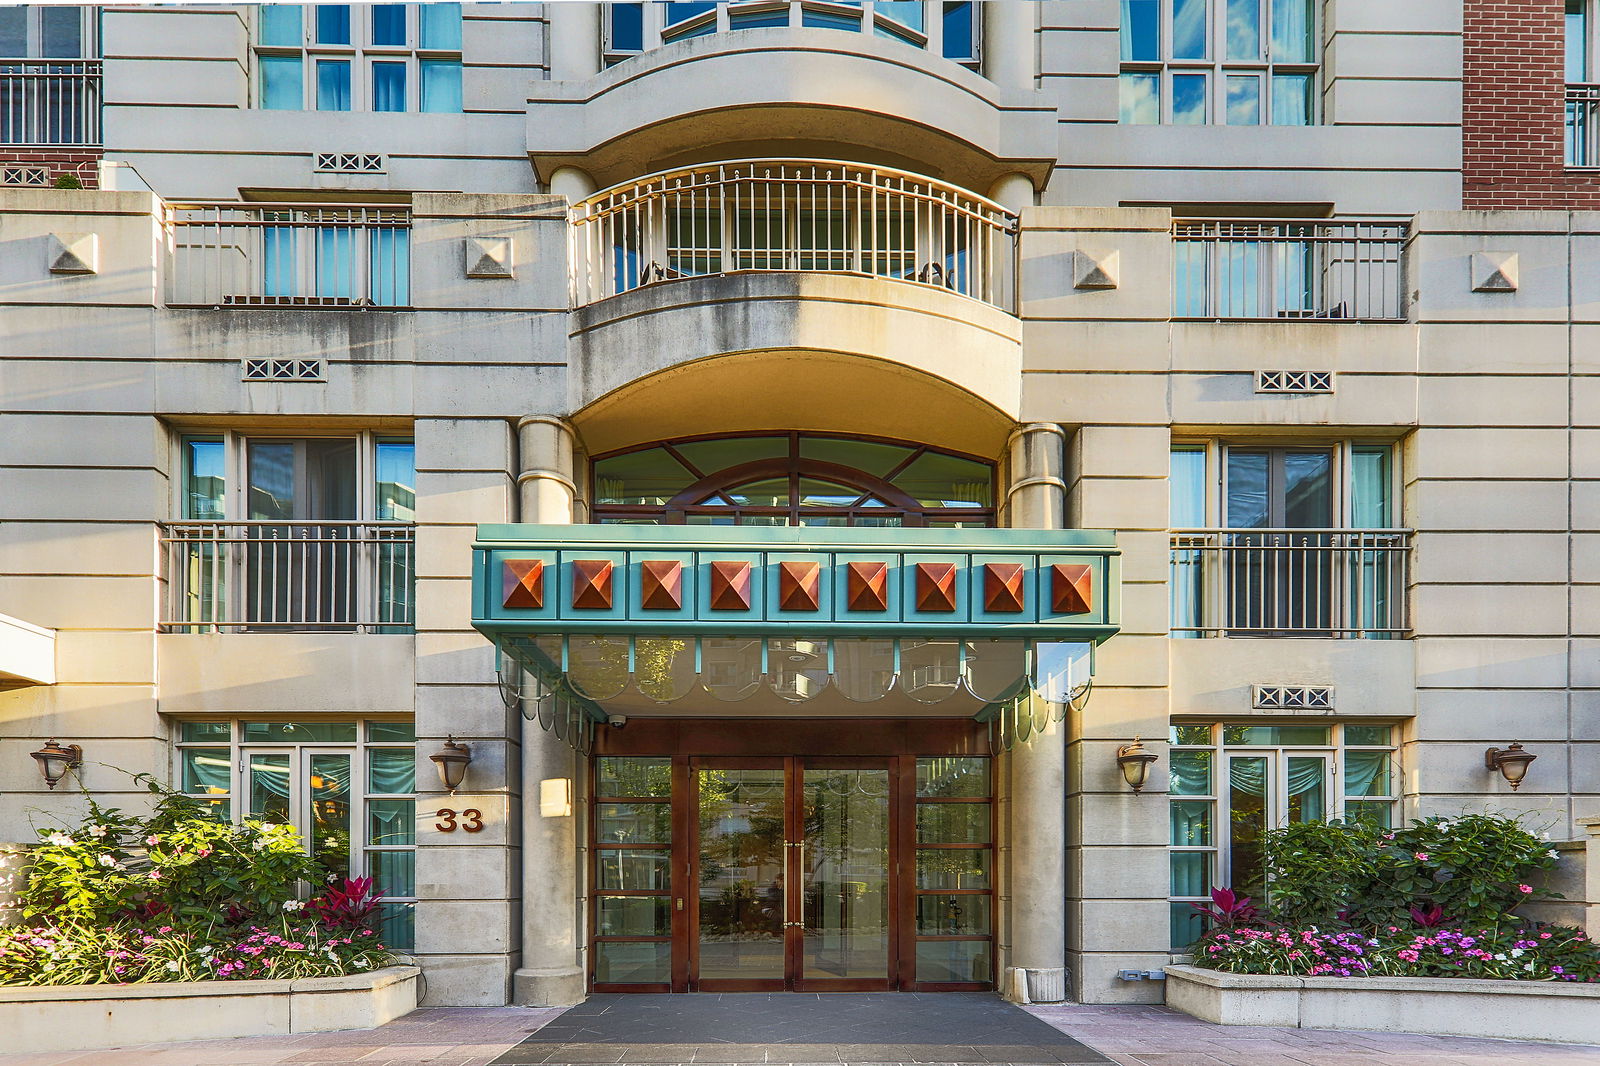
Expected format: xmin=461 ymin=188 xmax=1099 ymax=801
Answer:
xmin=46 ymin=832 xmax=72 ymax=847
xmin=251 ymin=839 xmax=269 ymax=852
xmin=88 ymin=825 xmax=107 ymax=839
xmin=165 ymin=961 xmax=180 ymax=972
xmin=198 ymin=945 xmax=214 ymax=955
xmin=1495 ymin=953 xmax=1508 ymax=961
xmin=98 ymin=854 xmax=116 ymax=868
xmin=282 ymin=900 xmax=305 ymax=913
xmin=1525 ymin=961 xmax=1536 ymax=971
xmin=353 ymin=957 xmax=370 ymax=969
xmin=1511 ymin=948 xmax=1525 ymax=958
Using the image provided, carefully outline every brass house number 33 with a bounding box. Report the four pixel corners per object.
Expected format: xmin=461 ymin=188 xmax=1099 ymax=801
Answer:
xmin=435 ymin=807 xmax=484 ymax=833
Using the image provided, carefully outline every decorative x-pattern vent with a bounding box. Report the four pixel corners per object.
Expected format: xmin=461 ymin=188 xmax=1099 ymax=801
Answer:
xmin=243 ymin=358 xmax=324 ymax=382
xmin=1252 ymin=684 xmax=1333 ymax=710
xmin=2 ymin=166 xmax=50 ymax=186
xmin=1256 ymin=370 xmax=1333 ymax=394
xmin=314 ymin=152 xmax=384 ymax=173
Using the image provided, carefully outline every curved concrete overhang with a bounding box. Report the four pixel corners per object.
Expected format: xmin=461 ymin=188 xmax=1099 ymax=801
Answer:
xmin=526 ymin=28 xmax=1059 ymax=193
xmin=567 ymin=272 xmax=1022 ymax=458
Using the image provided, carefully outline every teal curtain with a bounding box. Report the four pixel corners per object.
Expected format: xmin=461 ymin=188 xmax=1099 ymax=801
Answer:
xmin=1343 ymin=751 xmax=1389 ymax=798
xmin=1351 ymin=445 xmax=1393 ymax=636
xmin=1170 ymin=446 xmax=1207 ymax=634
xmin=369 ymin=227 xmax=410 ymax=305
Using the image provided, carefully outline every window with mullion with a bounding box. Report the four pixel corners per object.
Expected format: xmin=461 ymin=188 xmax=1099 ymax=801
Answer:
xmin=593 ymin=757 xmax=674 ymax=987
xmin=254 ymin=3 xmax=460 ymax=113
xmin=913 ymin=757 xmax=993 ymax=986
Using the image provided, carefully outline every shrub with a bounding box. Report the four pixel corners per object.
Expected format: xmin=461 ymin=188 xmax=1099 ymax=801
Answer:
xmin=1199 ymin=924 xmax=1599 ymax=982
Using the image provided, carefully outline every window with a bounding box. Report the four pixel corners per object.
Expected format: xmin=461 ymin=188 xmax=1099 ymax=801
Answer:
xmin=1569 ymin=2 xmax=1599 ymax=166
xmin=168 ymin=433 xmax=415 ymax=632
xmin=1169 ymin=441 xmax=1405 ymax=637
xmin=1168 ymin=723 xmax=1398 ymax=951
xmin=0 ymin=6 xmax=100 ymax=146
xmin=602 ymin=1 xmax=978 ymax=69
xmin=254 ymin=3 xmax=461 ymax=113
xmin=176 ymin=719 xmax=417 ymax=950
xmin=1119 ymin=0 xmax=1316 ymax=125
xmin=592 ymin=433 xmax=995 ymax=527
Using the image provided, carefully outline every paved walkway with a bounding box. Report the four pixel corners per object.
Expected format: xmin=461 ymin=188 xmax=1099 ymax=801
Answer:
xmin=0 ymin=996 xmax=1595 ymax=1066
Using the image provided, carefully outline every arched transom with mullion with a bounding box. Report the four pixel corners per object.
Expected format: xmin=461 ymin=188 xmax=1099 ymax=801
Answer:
xmin=592 ymin=432 xmax=995 ymax=527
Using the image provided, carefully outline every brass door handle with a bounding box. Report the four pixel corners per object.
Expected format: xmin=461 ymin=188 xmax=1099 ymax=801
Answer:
xmin=675 ymin=898 xmax=684 ymax=911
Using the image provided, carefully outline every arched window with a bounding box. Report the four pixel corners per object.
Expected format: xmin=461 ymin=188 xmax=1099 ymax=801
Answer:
xmin=591 ymin=433 xmax=994 ymax=527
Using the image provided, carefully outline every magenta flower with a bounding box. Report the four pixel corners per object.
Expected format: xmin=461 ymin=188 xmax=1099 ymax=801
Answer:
xmin=1414 ymin=852 xmax=1429 ymax=861
xmin=1518 ymin=884 xmax=1533 ymax=893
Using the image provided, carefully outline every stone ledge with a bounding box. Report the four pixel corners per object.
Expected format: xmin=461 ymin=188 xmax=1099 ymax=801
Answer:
xmin=1165 ymin=964 xmax=1600 ymax=1045
xmin=0 ymin=964 xmax=419 ymax=1054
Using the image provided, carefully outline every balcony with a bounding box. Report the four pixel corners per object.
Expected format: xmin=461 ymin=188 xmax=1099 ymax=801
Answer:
xmin=164 ymin=203 xmax=412 ymax=309
xmin=1568 ymin=84 xmax=1600 ymax=167
xmin=1172 ymin=219 xmax=1408 ymax=322
xmin=161 ymin=522 xmax=415 ymax=633
xmin=0 ymin=59 xmax=100 ymax=145
xmin=1169 ymin=529 xmax=1410 ymax=639
xmin=571 ymin=159 xmax=1016 ymax=310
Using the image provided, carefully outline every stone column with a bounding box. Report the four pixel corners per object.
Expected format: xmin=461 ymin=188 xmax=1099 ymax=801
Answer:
xmin=511 ymin=415 xmax=587 ymax=1007
xmin=1580 ymin=818 xmax=1600 ymax=941
xmin=548 ymin=2 xmax=602 ymax=81
xmin=983 ymin=1 xmax=1034 ymax=92
xmin=550 ymin=167 xmax=597 ymax=204
xmin=1004 ymin=423 xmax=1068 ymax=1002
xmin=988 ymin=173 xmax=1035 ymax=214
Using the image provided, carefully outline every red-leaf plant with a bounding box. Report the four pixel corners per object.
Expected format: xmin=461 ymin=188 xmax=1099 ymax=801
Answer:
xmin=1190 ymin=887 xmax=1263 ymax=931
xmin=310 ymin=876 xmax=386 ymax=931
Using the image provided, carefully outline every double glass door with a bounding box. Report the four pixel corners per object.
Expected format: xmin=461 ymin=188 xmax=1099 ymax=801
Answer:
xmin=1223 ymin=448 xmax=1335 ymax=632
xmin=693 ymin=757 xmax=894 ymax=991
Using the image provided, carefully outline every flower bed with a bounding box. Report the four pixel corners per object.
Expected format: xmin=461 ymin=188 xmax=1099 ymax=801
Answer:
xmin=1198 ymin=924 xmax=1598 ymax=982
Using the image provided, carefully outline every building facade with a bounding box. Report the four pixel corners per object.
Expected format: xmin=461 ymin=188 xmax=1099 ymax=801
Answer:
xmin=1 ymin=0 xmax=1597 ymax=1008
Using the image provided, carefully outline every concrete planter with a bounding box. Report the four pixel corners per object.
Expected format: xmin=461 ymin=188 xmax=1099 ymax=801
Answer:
xmin=1166 ymin=964 xmax=1600 ymax=1045
xmin=0 ymin=965 xmax=419 ymax=1054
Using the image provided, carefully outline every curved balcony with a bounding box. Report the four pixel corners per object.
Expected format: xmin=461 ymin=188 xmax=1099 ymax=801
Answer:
xmin=525 ymin=27 xmax=1057 ymax=194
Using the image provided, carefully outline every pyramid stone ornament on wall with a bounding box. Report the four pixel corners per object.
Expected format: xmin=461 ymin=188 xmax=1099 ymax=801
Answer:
xmin=916 ymin=562 xmax=958 ymax=613
xmin=1470 ymin=250 xmax=1518 ymax=293
xmin=1052 ymin=563 xmax=1093 ymax=614
xmin=709 ymin=560 xmax=753 ymax=610
xmin=47 ymin=232 xmax=98 ymax=275
xmin=846 ymin=561 xmax=889 ymax=612
xmin=777 ymin=560 xmax=822 ymax=612
xmin=1073 ymin=248 xmax=1119 ymax=290
xmin=571 ymin=560 xmax=614 ymax=610
xmin=639 ymin=560 xmax=683 ymax=611
xmin=501 ymin=559 xmax=545 ymax=610
xmin=464 ymin=236 xmax=515 ymax=279
xmin=983 ymin=563 xmax=1026 ymax=613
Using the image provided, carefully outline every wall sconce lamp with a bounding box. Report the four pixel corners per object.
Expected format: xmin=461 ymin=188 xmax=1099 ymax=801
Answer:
xmin=1486 ymin=742 xmax=1537 ymax=791
xmin=430 ymin=737 xmax=473 ymax=794
xmin=30 ymin=740 xmax=82 ymax=790
xmin=1117 ymin=736 xmax=1159 ymax=793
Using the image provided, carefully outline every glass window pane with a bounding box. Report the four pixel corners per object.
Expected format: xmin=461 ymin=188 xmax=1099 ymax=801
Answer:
xmin=597 ymin=802 xmax=672 ymax=844
xmin=798 ymin=437 xmax=914 ymax=478
xmin=368 ymin=798 xmax=415 ymax=846
xmin=372 ymin=61 xmax=406 ymax=112
xmin=1225 ymin=451 xmax=1270 ymax=528
xmin=877 ymin=1 xmax=924 ymax=32
xmin=1344 ymin=724 xmax=1391 ymax=746
xmin=610 ymin=3 xmax=644 ymax=51
xmin=1284 ymin=451 xmax=1333 ymax=527
xmin=39 ymin=7 xmax=84 ymax=57
xmin=377 ymin=901 xmax=414 ymax=951
xmin=1344 ymin=751 xmax=1391 ymax=797
xmin=594 ymin=449 xmax=690 ymax=503
xmin=367 ymin=721 xmax=415 ymax=743
xmin=310 ymin=753 xmax=352 ymax=880
xmin=1569 ymin=0 xmax=1588 ymax=83
xmin=1170 ymin=750 xmax=1212 ymax=795
xmin=1170 ymin=724 xmax=1213 ymax=745
xmin=1351 ymin=446 xmax=1391 ymax=528
xmin=242 ymin=721 xmax=359 ymax=743
xmin=375 ymin=440 xmax=416 ymax=520
xmin=1170 ymin=446 xmax=1206 ymax=527
xmin=1172 ymin=72 xmax=1208 ymax=124
xmin=1226 ymin=0 xmax=1261 ymax=59
xmin=597 ymin=757 xmax=672 ymax=797
xmin=732 ymin=6 xmax=790 ymax=29
xmin=0 ymin=8 xmax=25 ymax=55
xmin=1228 ymin=757 xmax=1269 ymax=900
xmin=183 ymin=438 xmax=226 ymax=519
xmin=1171 ymin=851 xmax=1210 ymax=896
xmin=368 ymin=749 xmax=415 ymax=795
xmin=598 ymin=895 xmax=671 ymax=936
xmin=421 ymin=2 xmax=463 ymax=49
xmin=260 ymin=55 xmax=303 ymax=110
xmin=1287 ymin=756 xmax=1326 ymax=822
xmin=890 ymin=451 xmax=993 ymax=508
xmin=915 ymin=940 xmax=991 ymax=983
xmin=1170 ymin=799 xmax=1211 ymax=845
xmin=248 ymin=752 xmax=292 ymax=822
xmin=1226 ymin=74 xmax=1261 ymax=125
xmin=916 ymin=757 xmax=991 ymax=798
xmin=673 ymin=436 xmax=789 ymax=475
xmin=802 ymin=7 xmax=862 ymax=30
xmin=1220 ymin=724 xmax=1331 ymax=745
xmin=916 ymin=803 xmax=991 ymax=844
xmin=1270 ymin=0 xmax=1313 ymax=62
xmin=1345 ymin=801 xmax=1393 ymax=830
xmin=942 ymin=2 xmax=976 ymax=60
xmin=1271 ymin=72 xmax=1313 ymax=125
xmin=421 ymin=60 xmax=462 ymax=113
xmin=595 ymin=940 xmax=670 ymax=983
xmin=595 ymin=848 xmax=672 ymax=890
xmin=368 ymin=849 xmax=415 ymax=897
xmin=316 ymin=4 xmax=351 ymax=45
xmin=182 ymin=721 xmax=232 ymax=743
xmin=316 ymin=59 xmax=352 ymax=111
xmin=181 ymin=749 xmax=231 ymax=795
xmin=1121 ymin=0 xmax=1158 ymax=61
xmin=1172 ymin=0 xmax=1208 ymax=58
xmin=916 ymin=848 xmax=990 ymax=890
xmin=1171 ymin=901 xmax=1207 ymax=950
xmin=915 ymin=893 xmax=990 ymax=935
xmin=260 ymin=5 xmax=302 ymax=46
xmin=372 ymin=4 xmax=406 ymax=46
xmin=665 ymin=2 xmax=716 ymax=27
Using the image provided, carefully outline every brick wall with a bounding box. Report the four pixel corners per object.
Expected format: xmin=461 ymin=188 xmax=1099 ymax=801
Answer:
xmin=0 ymin=149 xmax=101 ymax=189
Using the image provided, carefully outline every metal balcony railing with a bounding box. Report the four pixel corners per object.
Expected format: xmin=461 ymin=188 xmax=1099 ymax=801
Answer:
xmin=570 ymin=159 xmax=1018 ymax=309
xmin=1172 ymin=219 xmax=1408 ymax=322
xmin=1567 ymin=84 xmax=1600 ymax=167
xmin=164 ymin=204 xmax=412 ymax=309
xmin=1169 ymin=529 xmax=1410 ymax=638
xmin=0 ymin=59 xmax=100 ymax=145
xmin=161 ymin=522 xmax=415 ymax=633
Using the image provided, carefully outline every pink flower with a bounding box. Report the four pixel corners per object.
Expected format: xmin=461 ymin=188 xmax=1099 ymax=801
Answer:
xmin=1414 ymin=852 xmax=1430 ymax=861
xmin=147 ymin=870 xmax=161 ymax=881
xmin=145 ymin=835 xmax=160 ymax=846
xmin=1518 ymin=884 xmax=1533 ymax=894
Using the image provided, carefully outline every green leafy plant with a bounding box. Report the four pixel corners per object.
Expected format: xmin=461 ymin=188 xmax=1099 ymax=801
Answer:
xmin=52 ymin=173 xmax=82 ymax=189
